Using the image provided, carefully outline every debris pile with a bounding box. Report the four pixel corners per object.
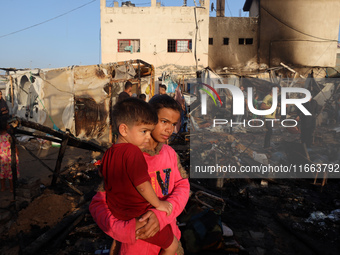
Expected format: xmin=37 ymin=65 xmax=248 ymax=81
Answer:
xmin=0 ymin=156 xmax=103 ymax=255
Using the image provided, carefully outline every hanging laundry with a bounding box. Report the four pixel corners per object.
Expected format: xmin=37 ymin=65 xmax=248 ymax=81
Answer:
xmin=162 ymin=72 xmax=178 ymax=93
xmin=124 ymin=45 xmax=133 ymax=53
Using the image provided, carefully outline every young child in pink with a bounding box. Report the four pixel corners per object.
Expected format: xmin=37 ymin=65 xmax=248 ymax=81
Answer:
xmin=0 ymin=120 xmax=19 ymax=192
xmin=100 ymin=98 xmax=178 ymax=254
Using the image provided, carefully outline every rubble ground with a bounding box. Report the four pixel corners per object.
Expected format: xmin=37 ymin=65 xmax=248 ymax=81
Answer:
xmin=0 ymin=124 xmax=339 ymax=254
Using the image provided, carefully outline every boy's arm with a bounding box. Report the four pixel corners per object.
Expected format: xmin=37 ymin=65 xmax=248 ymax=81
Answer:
xmin=136 ymin=181 xmax=173 ymax=216
xmin=89 ymin=191 xmax=137 ymax=244
xmin=151 ymin=178 xmax=189 ymax=230
xmin=150 ymin=153 xmax=190 ymax=230
xmin=136 ymin=181 xmax=161 ymax=208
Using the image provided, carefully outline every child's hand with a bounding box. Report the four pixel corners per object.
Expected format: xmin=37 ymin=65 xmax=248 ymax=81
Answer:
xmin=156 ymin=201 xmax=173 ymax=216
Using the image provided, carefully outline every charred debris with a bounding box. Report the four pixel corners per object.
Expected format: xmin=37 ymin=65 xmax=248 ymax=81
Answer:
xmin=0 ymin=62 xmax=340 ymax=254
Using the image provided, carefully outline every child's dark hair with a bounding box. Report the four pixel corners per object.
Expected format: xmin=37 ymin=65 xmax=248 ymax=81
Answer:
xmin=149 ymin=95 xmax=181 ymax=114
xmin=159 ymin=84 xmax=167 ymax=91
xmin=138 ymin=93 xmax=146 ymax=101
xmin=112 ymin=97 xmax=158 ymax=132
xmin=125 ymin=81 xmax=133 ymax=90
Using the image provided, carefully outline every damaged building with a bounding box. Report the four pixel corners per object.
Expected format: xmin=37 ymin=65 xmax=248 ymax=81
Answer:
xmin=209 ymin=0 xmax=340 ymax=72
xmin=0 ymin=1 xmax=340 ymax=255
xmin=2 ymin=60 xmax=154 ymax=143
xmin=100 ymin=0 xmax=210 ymax=76
xmin=100 ymin=0 xmax=339 ymax=75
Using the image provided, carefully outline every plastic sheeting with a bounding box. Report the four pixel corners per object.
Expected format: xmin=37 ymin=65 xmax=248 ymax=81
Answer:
xmin=4 ymin=61 xmax=153 ymax=143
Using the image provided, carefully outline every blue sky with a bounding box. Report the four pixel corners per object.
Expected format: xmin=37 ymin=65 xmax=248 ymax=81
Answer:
xmin=0 ymin=0 xmax=339 ymax=71
xmin=0 ymin=0 xmax=248 ymax=70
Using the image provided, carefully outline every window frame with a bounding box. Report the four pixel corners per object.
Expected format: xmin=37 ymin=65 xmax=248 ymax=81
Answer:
xmin=245 ymin=38 xmax=253 ymax=45
xmin=117 ymin=39 xmax=140 ymax=53
xmin=239 ymin=38 xmax=253 ymax=45
xmin=167 ymin=39 xmax=192 ymax=53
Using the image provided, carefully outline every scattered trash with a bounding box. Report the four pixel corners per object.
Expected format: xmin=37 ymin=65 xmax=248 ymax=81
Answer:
xmin=253 ymin=152 xmax=268 ymax=164
xmin=222 ymin=223 xmax=234 ymax=237
xmin=231 ymin=125 xmax=247 ymax=133
xmin=305 ymin=211 xmax=328 ymax=223
xmin=261 ymin=180 xmax=268 ymax=187
xmin=95 ymin=248 xmax=110 ymax=254
xmin=93 ymin=160 xmax=102 ymax=166
xmin=328 ymin=209 xmax=340 ymax=222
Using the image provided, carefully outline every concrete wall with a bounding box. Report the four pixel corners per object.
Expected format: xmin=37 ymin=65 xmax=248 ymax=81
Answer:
xmin=259 ymin=0 xmax=340 ymax=67
xmin=100 ymin=0 xmax=210 ymax=74
xmin=209 ymin=17 xmax=258 ymax=71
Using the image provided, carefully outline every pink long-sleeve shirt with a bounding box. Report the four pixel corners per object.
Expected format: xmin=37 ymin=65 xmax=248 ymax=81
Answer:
xmin=89 ymin=144 xmax=190 ymax=255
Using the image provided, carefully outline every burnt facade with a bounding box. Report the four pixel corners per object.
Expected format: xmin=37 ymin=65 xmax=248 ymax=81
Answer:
xmin=209 ymin=0 xmax=339 ymax=71
xmin=4 ymin=60 xmax=154 ymax=143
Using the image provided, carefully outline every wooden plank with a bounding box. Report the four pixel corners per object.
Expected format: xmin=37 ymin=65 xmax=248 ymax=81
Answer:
xmin=10 ymin=76 xmax=14 ymax=105
xmin=15 ymin=129 xmax=61 ymax=143
xmin=52 ymin=133 xmax=70 ymax=186
xmin=13 ymin=118 xmax=105 ymax=152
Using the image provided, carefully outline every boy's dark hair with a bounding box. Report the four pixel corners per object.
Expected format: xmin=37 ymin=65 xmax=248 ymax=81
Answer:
xmin=149 ymin=95 xmax=181 ymax=114
xmin=112 ymin=98 xmax=157 ymax=132
xmin=159 ymin=84 xmax=167 ymax=91
xmin=124 ymin=81 xmax=133 ymax=90
xmin=138 ymin=93 xmax=146 ymax=100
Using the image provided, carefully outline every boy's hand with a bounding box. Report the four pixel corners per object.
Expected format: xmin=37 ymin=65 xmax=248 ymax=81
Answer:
xmin=136 ymin=211 xmax=160 ymax=240
xmin=156 ymin=201 xmax=173 ymax=216
xmin=135 ymin=217 xmax=147 ymax=233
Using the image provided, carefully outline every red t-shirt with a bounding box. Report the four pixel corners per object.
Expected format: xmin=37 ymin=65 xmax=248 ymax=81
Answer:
xmin=100 ymin=143 xmax=151 ymax=220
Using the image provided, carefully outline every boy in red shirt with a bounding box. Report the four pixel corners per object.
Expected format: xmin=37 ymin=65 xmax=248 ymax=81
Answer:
xmin=100 ymin=98 xmax=178 ymax=254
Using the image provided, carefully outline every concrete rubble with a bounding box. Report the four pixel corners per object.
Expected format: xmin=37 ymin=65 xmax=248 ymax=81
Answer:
xmin=0 ymin=61 xmax=339 ymax=255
